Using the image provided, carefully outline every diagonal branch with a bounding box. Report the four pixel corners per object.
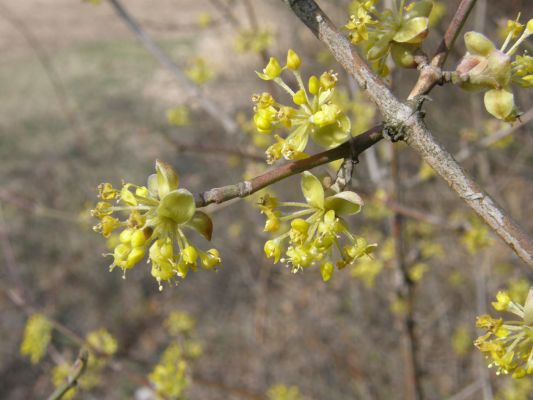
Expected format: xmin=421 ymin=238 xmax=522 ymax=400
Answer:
xmin=195 ymin=125 xmax=384 ymax=206
xmin=47 ymin=350 xmax=89 ymax=400
xmin=281 ymin=0 xmax=532 ymax=265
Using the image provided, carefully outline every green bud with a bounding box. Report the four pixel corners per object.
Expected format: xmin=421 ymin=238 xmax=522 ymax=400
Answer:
xmin=483 ymin=88 xmax=515 ymax=120
xmin=464 ymin=31 xmax=495 ymax=56
xmin=391 ymin=43 xmax=418 ymax=68
xmin=286 ymin=49 xmax=301 ymax=70
xmin=393 ymin=17 xmax=429 ymax=44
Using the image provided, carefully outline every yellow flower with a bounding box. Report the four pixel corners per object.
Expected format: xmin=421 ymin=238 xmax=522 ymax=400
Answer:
xmin=253 ymin=50 xmax=351 ymax=163
xmin=20 ymin=313 xmax=52 ymax=364
xmin=92 ymin=161 xmax=220 ymax=290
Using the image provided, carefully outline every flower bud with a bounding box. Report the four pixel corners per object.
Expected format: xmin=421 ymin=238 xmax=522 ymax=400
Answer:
xmin=527 ymin=19 xmax=533 ymax=34
xmin=200 ymin=249 xmax=221 ymax=270
xmin=113 ymin=243 xmax=130 ymax=265
xmin=264 ymin=239 xmax=281 ymax=263
xmin=131 ymin=229 xmax=147 ymax=248
xmin=308 ymin=75 xmax=319 ymax=95
xmin=286 ymin=49 xmax=301 ymax=70
xmin=263 ymin=57 xmax=282 ymax=79
xmin=292 ymin=89 xmax=307 ymax=105
xmin=464 ymin=31 xmax=495 ymax=56
xmin=182 ymin=245 xmax=198 ymax=265
xmin=126 ymin=247 xmax=145 ymax=268
xmin=119 ymin=228 xmax=133 ymax=244
xmin=484 ymin=88 xmax=515 ymax=120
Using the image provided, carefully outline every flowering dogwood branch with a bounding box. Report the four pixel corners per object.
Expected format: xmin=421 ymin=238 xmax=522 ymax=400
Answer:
xmin=282 ymin=0 xmax=533 ymax=266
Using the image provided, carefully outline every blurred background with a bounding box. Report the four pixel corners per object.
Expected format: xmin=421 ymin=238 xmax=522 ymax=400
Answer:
xmin=0 ymin=0 xmax=532 ymax=399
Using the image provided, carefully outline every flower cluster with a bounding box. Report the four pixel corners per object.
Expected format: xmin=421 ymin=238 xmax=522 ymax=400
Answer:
xmin=345 ymin=1 xmax=433 ymax=75
xmin=20 ymin=313 xmax=52 ymax=365
xmin=267 ymin=384 xmax=302 ymax=400
xmin=475 ymin=289 xmax=533 ymax=378
xmin=92 ymin=160 xmax=221 ymax=290
xmin=454 ymin=18 xmax=533 ymax=121
xmin=234 ymin=28 xmax=273 ymax=54
xmin=260 ymin=172 xmax=376 ymax=281
xmin=253 ymin=49 xmax=351 ymax=164
xmin=149 ymin=310 xmax=203 ymax=399
xmin=185 ymin=57 xmax=215 ymax=85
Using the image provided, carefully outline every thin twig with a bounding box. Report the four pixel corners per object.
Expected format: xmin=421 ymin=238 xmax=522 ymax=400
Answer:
xmin=194 ymin=125 xmax=384 ymax=206
xmin=390 ymin=146 xmax=424 ymax=400
xmin=409 ymin=0 xmax=478 ymax=98
xmin=47 ymin=350 xmax=89 ymax=400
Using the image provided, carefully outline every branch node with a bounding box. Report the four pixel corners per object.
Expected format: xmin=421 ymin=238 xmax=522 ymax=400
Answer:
xmin=238 ymin=181 xmax=253 ymax=198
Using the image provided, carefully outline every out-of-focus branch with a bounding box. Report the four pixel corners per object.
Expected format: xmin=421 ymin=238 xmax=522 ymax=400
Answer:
xmin=455 ymin=107 xmax=533 ymax=162
xmin=432 ymin=0 xmax=478 ymax=69
xmin=0 ymin=3 xmax=88 ymax=141
xmin=47 ymin=350 xmax=89 ymax=400
xmin=165 ymin=137 xmax=265 ymax=162
xmin=194 ymin=125 xmax=384 ymax=206
xmin=107 ymin=0 xmax=239 ymax=136
xmin=390 ymin=147 xmax=424 ymax=400
xmin=282 ymin=0 xmax=532 ymax=266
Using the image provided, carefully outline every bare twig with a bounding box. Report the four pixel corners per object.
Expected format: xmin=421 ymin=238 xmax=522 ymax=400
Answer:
xmin=47 ymin=350 xmax=89 ymax=400
xmin=281 ymin=0 xmax=532 ymax=265
xmin=194 ymin=125 xmax=384 ymax=206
